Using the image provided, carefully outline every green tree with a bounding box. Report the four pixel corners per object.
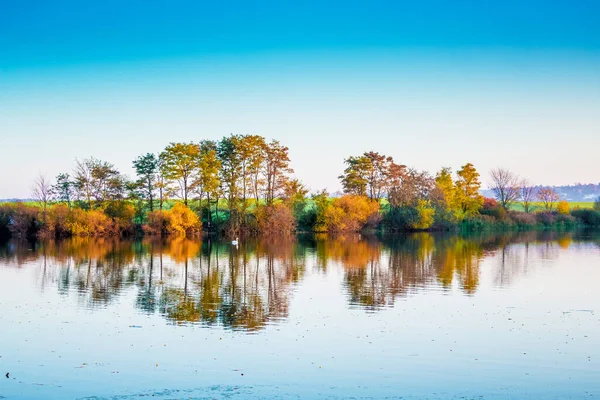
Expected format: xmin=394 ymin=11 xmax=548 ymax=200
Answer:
xmin=73 ymin=158 xmax=125 ymax=208
xmin=133 ymin=153 xmax=159 ymax=211
xmin=159 ymin=142 xmax=201 ymax=206
xmin=53 ymin=173 xmax=74 ymax=208
xmin=339 ymin=155 xmax=369 ymax=197
xmin=197 ymin=140 xmax=222 ymax=226
xmin=218 ymin=135 xmax=244 ymax=227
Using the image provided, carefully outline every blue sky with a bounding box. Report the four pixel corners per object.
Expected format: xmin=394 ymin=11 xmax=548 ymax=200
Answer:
xmin=1 ymin=1 xmax=599 ymax=197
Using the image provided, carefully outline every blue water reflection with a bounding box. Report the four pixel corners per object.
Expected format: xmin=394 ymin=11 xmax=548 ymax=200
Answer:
xmin=0 ymin=231 xmax=598 ymax=399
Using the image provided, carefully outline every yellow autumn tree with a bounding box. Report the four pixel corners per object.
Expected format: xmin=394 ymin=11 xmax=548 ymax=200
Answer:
xmin=557 ymin=200 xmax=570 ymax=215
xmin=455 ymin=163 xmax=484 ymax=217
xmin=411 ymin=199 xmax=435 ymax=230
xmin=323 ymin=195 xmax=380 ymax=232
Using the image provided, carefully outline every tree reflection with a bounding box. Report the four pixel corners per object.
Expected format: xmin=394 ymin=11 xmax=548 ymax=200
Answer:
xmin=0 ymin=230 xmax=597 ymax=327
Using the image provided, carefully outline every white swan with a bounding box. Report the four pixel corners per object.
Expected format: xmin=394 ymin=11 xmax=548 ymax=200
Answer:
xmin=231 ymin=237 xmax=239 ymax=246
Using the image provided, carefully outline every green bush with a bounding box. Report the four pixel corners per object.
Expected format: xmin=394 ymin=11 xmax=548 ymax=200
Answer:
xmin=571 ymin=209 xmax=600 ymax=227
xmin=460 ymin=214 xmax=497 ymax=231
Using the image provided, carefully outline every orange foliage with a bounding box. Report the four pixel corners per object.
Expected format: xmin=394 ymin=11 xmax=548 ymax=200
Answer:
xmin=144 ymin=203 xmax=201 ymax=236
xmin=557 ymin=200 xmax=570 ymax=215
xmin=321 ymin=195 xmax=379 ymax=233
xmin=66 ymin=208 xmax=116 ymax=236
xmin=256 ymin=203 xmax=297 ymax=235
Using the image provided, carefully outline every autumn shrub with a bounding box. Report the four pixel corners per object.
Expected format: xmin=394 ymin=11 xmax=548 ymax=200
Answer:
xmin=480 ymin=203 xmax=506 ymax=220
xmin=509 ymin=211 xmax=537 ymax=227
xmin=571 ymin=209 xmax=600 ymax=227
xmin=66 ymin=208 xmax=116 ymax=236
xmin=322 ymin=195 xmax=380 ymax=233
xmin=157 ymin=203 xmax=201 ymax=235
xmin=482 ymin=197 xmax=498 ymax=210
xmin=41 ymin=204 xmax=70 ymax=237
xmin=557 ymin=200 xmax=570 ymax=215
xmin=103 ymin=201 xmax=135 ymax=234
xmin=144 ymin=210 xmax=168 ymax=235
xmin=256 ymin=203 xmax=297 ymax=235
xmin=535 ymin=211 xmax=556 ymax=226
xmin=0 ymin=203 xmax=40 ymax=238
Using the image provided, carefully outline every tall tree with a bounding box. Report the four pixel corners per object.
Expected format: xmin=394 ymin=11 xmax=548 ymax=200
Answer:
xmin=133 ymin=153 xmax=159 ymax=211
xmin=455 ymin=163 xmax=484 ymax=216
xmin=490 ymin=168 xmax=521 ymax=211
xmin=73 ymin=158 xmax=94 ymax=208
xmin=73 ymin=158 xmax=125 ymax=207
xmin=218 ymin=135 xmax=244 ymax=225
xmin=519 ymin=180 xmax=537 ymax=213
xmin=339 ymin=155 xmax=370 ymax=197
xmin=388 ymin=168 xmax=434 ymax=208
xmin=53 ymin=173 xmax=74 ymax=208
xmin=435 ymin=167 xmax=457 ymax=210
xmin=238 ymin=135 xmax=266 ymax=205
xmin=197 ymin=140 xmax=222 ymax=226
xmin=159 ymin=142 xmax=201 ymax=206
xmin=90 ymin=159 xmax=125 ymax=204
xmin=363 ymin=151 xmax=394 ymax=201
xmin=32 ymin=174 xmax=52 ymax=222
xmin=263 ymin=140 xmax=292 ymax=205
xmin=537 ymin=188 xmax=559 ymax=211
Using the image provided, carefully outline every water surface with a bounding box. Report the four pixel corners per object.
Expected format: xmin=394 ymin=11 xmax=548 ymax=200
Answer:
xmin=0 ymin=231 xmax=599 ymax=399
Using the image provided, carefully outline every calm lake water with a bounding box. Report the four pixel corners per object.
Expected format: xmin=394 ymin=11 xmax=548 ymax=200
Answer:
xmin=0 ymin=231 xmax=599 ymax=399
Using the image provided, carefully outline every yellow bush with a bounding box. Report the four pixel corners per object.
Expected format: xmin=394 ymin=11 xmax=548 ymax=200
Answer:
xmin=411 ymin=200 xmax=435 ymax=230
xmin=557 ymin=200 xmax=569 ymax=215
xmin=42 ymin=204 xmax=70 ymax=237
xmin=103 ymin=201 xmax=135 ymax=234
xmin=65 ymin=208 xmax=115 ymax=236
xmin=144 ymin=203 xmax=200 ymax=236
xmin=323 ymin=195 xmax=380 ymax=232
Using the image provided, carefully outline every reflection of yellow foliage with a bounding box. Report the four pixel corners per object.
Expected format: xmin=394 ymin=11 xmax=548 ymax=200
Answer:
xmin=164 ymin=237 xmax=201 ymax=262
xmin=557 ymin=235 xmax=572 ymax=249
xmin=433 ymin=236 xmax=482 ymax=294
xmin=319 ymin=235 xmax=380 ymax=269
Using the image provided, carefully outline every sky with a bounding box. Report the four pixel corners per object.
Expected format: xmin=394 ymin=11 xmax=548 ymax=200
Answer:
xmin=1 ymin=0 xmax=599 ymax=198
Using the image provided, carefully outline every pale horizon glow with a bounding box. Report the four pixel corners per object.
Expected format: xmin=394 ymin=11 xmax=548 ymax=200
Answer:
xmin=1 ymin=2 xmax=599 ymax=198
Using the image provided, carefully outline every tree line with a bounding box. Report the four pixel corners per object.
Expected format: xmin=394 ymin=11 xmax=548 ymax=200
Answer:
xmin=1 ymin=142 xmax=600 ymax=239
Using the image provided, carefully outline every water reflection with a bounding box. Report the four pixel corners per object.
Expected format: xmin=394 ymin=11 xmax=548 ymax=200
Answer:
xmin=0 ymin=230 xmax=597 ymax=330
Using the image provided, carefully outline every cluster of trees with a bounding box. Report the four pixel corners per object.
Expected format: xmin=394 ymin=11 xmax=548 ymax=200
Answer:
xmin=337 ymin=151 xmax=486 ymax=231
xmin=8 ymin=135 xmax=306 ymax=238
xmin=2 ymin=145 xmax=600 ymax=240
xmin=336 ymin=151 xmax=599 ymax=232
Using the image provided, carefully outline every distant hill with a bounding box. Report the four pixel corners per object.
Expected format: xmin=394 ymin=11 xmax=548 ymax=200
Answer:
xmin=482 ymin=183 xmax=600 ymax=202
xmin=0 ymin=198 xmax=35 ymax=203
